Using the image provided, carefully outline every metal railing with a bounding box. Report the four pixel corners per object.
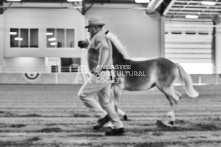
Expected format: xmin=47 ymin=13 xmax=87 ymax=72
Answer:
xmin=0 ymin=66 xmax=80 ymax=73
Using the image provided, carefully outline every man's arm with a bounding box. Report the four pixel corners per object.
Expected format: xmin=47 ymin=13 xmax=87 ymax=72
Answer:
xmin=78 ymin=40 xmax=89 ymax=48
xmin=98 ymin=46 xmax=109 ymax=68
xmin=93 ymin=46 xmax=109 ymax=74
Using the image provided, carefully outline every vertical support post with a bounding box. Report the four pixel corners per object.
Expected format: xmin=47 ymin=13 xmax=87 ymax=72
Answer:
xmin=160 ymin=16 xmax=165 ymax=57
xmin=215 ymin=21 xmax=221 ymax=73
xmin=0 ymin=0 xmax=3 ymax=15
xmin=81 ymin=0 xmax=86 ymax=15
xmin=212 ymin=21 xmax=216 ymax=73
xmin=0 ymin=2 xmax=4 ymax=72
xmin=199 ymin=75 xmax=201 ymax=85
xmin=55 ymin=72 xmax=58 ymax=84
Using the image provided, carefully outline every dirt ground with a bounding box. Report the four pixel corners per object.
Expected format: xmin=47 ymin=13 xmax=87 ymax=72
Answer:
xmin=0 ymin=84 xmax=221 ymax=147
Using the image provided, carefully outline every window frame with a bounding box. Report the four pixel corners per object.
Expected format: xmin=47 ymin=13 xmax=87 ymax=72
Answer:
xmin=10 ymin=28 xmax=39 ymax=48
xmin=46 ymin=28 xmax=76 ymax=49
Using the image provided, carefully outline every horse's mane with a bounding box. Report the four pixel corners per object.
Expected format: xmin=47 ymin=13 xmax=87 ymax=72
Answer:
xmin=106 ymin=32 xmax=130 ymax=59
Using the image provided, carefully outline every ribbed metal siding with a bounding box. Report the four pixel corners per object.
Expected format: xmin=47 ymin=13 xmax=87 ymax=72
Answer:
xmin=165 ymin=21 xmax=213 ymax=73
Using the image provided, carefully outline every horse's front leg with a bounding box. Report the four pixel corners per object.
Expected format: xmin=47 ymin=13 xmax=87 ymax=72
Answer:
xmin=167 ymin=89 xmax=182 ymax=125
xmin=165 ymin=96 xmax=176 ymax=126
xmin=157 ymin=86 xmax=182 ymax=126
xmin=167 ymin=109 xmax=175 ymax=125
xmin=112 ymin=81 xmax=128 ymax=120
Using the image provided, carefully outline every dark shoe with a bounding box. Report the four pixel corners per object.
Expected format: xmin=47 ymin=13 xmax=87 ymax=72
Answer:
xmin=105 ymin=128 xmax=125 ymax=136
xmin=93 ymin=115 xmax=111 ymax=130
xmin=123 ymin=115 xmax=128 ymax=121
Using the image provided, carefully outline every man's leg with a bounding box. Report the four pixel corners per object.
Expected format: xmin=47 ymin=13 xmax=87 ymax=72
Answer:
xmin=78 ymin=75 xmax=107 ymax=119
xmin=97 ymin=84 xmax=124 ymax=135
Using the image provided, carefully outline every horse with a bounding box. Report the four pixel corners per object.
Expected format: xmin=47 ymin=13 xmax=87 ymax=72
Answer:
xmin=78 ymin=32 xmax=199 ymax=125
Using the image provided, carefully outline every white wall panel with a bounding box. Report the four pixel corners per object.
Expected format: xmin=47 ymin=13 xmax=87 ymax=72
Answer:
xmin=0 ymin=15 xmax=4 ymax=68
xmin=0 ymin=4 xmax=162 ymax=72
xmin=3 ymin=8 xmax=84 ymax=58
xmin=165 ymin=21 xmax=213 ymax=74
xmin=215 ymin=23 xmax=221 ymax=73
xmin=86 ymin=6 xmax=162 ymax=59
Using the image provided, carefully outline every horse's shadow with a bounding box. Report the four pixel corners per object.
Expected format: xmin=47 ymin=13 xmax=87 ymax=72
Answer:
xmin=156 ymin=119 xmax=220 ymax=132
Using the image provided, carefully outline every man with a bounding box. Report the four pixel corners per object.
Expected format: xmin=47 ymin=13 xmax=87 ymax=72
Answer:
xmin=78 ymin=17 xmax=124 ymax=136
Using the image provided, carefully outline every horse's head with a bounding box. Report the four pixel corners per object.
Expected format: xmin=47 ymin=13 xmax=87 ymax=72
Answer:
xmin=78 ymin=40 xmax=89 ymax=49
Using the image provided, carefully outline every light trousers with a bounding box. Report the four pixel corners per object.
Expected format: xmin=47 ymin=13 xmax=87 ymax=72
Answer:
xmin=78 ymin=71 xmax=123 ymax=129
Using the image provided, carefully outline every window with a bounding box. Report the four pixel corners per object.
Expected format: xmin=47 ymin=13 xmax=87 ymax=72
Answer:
xmin=61 ymin=57 xmax=80 ymax=72
xmin=30 ymin=29 xmax=39 ymax=47
xmin=10 ymin=28 xmax=19 ymax=47
xmin=10 ymin=28 xmax=38 ymax=48
xmin=46 ymin=28 xmax=75 ymax=48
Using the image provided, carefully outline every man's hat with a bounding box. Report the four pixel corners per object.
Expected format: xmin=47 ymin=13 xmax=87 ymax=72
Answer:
xmin=85 ymin=17 xmax=105 ymax=28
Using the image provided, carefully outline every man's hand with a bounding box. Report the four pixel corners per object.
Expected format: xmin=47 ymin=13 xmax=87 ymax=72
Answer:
xmin=93 ymin=66 xmax=102 ymax=76
xmin=78 ymin=40 xmax=89 ymax=48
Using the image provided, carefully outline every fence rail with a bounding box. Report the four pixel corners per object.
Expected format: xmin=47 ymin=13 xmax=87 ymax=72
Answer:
xmin=0 ymin=73 xmax=220 ymax=85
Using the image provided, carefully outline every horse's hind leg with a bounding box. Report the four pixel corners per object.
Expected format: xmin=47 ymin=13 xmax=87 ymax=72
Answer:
xmin=161 ymin=86 xmax=181 ymax=103
xmin=157 ymin=85 xmax=182 ymax=125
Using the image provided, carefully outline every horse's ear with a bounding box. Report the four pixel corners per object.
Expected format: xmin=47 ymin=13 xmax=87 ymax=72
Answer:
xmin=105 ymin=30 xmax=109 ymax=35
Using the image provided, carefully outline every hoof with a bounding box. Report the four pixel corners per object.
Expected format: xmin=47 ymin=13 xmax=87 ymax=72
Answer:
xmin=169 ymin=121 xmax=175 ymax=126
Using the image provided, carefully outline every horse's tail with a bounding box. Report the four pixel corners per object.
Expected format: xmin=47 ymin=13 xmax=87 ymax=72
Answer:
xmin=176 ymin=63 xmax=199 ymax=98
